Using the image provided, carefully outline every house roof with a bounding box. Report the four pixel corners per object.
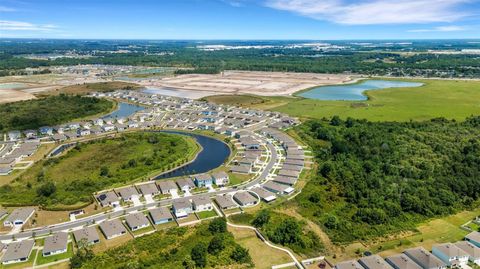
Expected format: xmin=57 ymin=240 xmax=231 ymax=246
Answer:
xmin=454 ymin=241 xmax=480 ymax=259
xmin=404 ymin=247 xmax=447 ymax=269
xmin=466 ymin=231 xmax=480 ymax=243
xmin=125 ymin=212 xmax=150 ymax=229
xmin=336 ymin=260 xmax=364 ymax=269
xmin=273 ymin=176 xmax=297 ymax=186
xmin=263 ymin=181 xmax=292 ymax=193
xmin=173 ymin=198 xmax=192 ymax=210
xmin=214 ymin=195 xmax=237 ymax=209
xmin=4 ymin=207 xmax=35 ymax=223
xmin=386 ymin=254 xmax=423 ymax=269
xmin=149 ymin=207 xmax=173 ymax=223
xmin=99 ymin=219 xmax=127 ymax=238
xmin=195 ymin=173 xmax=212 ymax=181
xmin=96 ymin=191 xmax=119 ymax=206
xmin=359 ymin=255 xmax=394 ymax=269
xmin=73 ymin=226 xmax=100 ymax=244
xmin=278 ymin=169 xmax=300 ymax=178
xmin=432 ymin=243 xmax=469 ymax=258
xmin=136 ymin=182 xmax=159 ymax=196
xmin=233 ymin=192 xmax=257 ymax=205
xmin=157 ymin=180 xmax=178 ymax=193
xmin=43 ymin=232 xmax=68 ymax=255
xmin=1 ymin=240 xmax=34 ymax=263
xmin=230 ymin=165 xmax=251 ymax=174
xmin=212 ymin=171 xmax=228 ymax=179
xmin=192 ymin=195 xmax=212 ymax=207
xmin=175 ymin=178 xmax=195 ymax=188
xmin=115 ymin=186 xmax=138 ymax=200
xmin=251 ymin=187 xmax=277 ymax=202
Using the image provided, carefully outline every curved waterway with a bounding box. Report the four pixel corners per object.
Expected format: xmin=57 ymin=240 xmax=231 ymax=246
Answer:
xmin=154 ymin=131 xmax=231 ymax=179
xmin=298 ymin=80 xmax=424 ymax=101
xmin=102 ymin=102 xmax=145 ymax=119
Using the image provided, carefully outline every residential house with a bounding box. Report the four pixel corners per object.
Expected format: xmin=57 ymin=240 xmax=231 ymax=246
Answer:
xmin=1 ymin=240 xmax=35 ymax=265
xmin=7 ymin=131 xmax=21 ymax=141
xmin=214 ymin=195 xmax=237 ymax=210
xmin=172 ymin=199 xmax=192 ymax=218
xmin=466 ymin=232 xmax=480 ymax=248
xmin=115 ymin=186 xmax=139 ymax=202
xmin=157 ymin=180 xmax=178 ymax=194
xmin=99 ymin=219 xmax=127 ymax=239
xmin=359 ymin=255 xmax=394 ymax=269
xmin=404 ymin=247 xmax=447 ymax=269
xmin=96 ymin=191 xmax=120 ymax=207
xmin=175 ymin=178 xmax=195 ymax=192
xmin=432 ymin=243 xmax=469 ymax=267
xmin=251 ymin=187 xmax=277 ymax=203
xmin=262 ymin=181 xmax=294 ymax=195
xmin=273 ymin=176 xmax=297 ymax=186
xmin=42 ymin=232 xmax=68 ymax=257
xmin=194 ymin=174 xmax=213 ymax=188
xmin=192 ymin=196 xmax=213 ymax=212
xmin=212 ymin=171 xmax=229 ymax=186
xmin=233 ymin=191 xmax=257 ymax=207
xmin=335 ymin=260 xmax=364 ymax=269
xmin=3 ymin=207 xmax=35 ymax=227
xmin=102 ymin=125 xmax=115 ymax=132
xmin=149 ymin=207 xmax=174 ymax=225
xmin=23 ymin=130 xmax=37 ymax=139
xmin=136 ymin=182 xmax=160 ymax=197
xmin=454 ymin=241 xmax=480 ymax=265
xmin=386 ymin=254 xmax=423 ymax=269
xmin=39 ymin=126 xmax=53 ymax=136
xmin=124 ymin=212 xmax=150 ymax=231
xmin=72 ymin=226 xmax=100 ymax=245
xmin=230 ymin=165 xmax=251 ymax=174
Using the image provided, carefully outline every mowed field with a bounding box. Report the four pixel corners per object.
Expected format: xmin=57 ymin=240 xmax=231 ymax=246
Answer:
xmin=205 ymin=79 xmax=480 ymax=121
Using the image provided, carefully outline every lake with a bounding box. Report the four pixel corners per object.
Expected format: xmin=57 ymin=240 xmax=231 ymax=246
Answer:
xmin=154 ymin=131 xmax=231 ymax=179
xmin=298 ymin=80 xmax=424 ymax=101
xmin=102 ymin=102 xmax=145 ymax=119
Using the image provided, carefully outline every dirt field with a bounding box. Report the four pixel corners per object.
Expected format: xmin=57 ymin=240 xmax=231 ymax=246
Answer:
xmin=0 ymin=88 xmax=36 ymax=103
xmin=140 ymin=70 xmax=356 ymax=96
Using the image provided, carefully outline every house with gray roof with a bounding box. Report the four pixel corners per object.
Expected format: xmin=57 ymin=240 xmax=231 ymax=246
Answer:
xmin=278 ymin=169 xmax=300 ymax=179
xmin=1 ymin=240 xmax=35 ymax=265
xmin=214 ymin=195 xmax=237 ymax=210
xmin=175 ymin=178 xmax=195 ymax=192
xmin=96 ymin=191 xmax=120 ymax=207
xmin=73 ymin=226 xmax=100 ymax=245
xmin=230 ymin=164 xmax=251 ymax=174
xmin=273 ymin=176 xmax=297 ymax=186
xmin=43 ymin=232 xmax=68 ymax=257
xmin=432 ymin=243 xmax=469 ymax=266
xmin=335 ymin=260 xmax=364 ymax=269
xmin=157 ymin=180 xmax=178 ymax=194
xmin=125 ymin=212 xmax=150 ymax=231
xmin=251 ymin=187 xmax=277 ymax=203
xmin=99 ymin=219 xmax=127 ymax=239
xmin=3 ymin=207 xmax=35 ymax=227
xmin=262 ymin=181 xmax=294 ymax=195
xmin=212 ymin=171 xmax=229 ymax=186
xmin=192 ymin=196 xmax=213 ymax=212
xmin=233 ymin=191 xmax=257 ymax=207
xmin=359 ymin=255 xmax=394 ymax=269
xmin=149 ymin=207 xmax=173 ymax=225
xmin=466 ymin=231 xmax=480 ymax=248
xmin=172 ymin=198 xmax=192 ymax=218
xmin=115 ymin=186 xmax=139 ymax=201
xmin=454 ymin=241 xmax=480 ymax=265
xmin=194 ymin=174 xmax=213 ymax=188
xmin=136 ymin=182 xmax=160 ymax=196
xmin=386 ymin=254 xmax=423 ymax=269
xmin=404 ymin=247 xmax=447 ymax=269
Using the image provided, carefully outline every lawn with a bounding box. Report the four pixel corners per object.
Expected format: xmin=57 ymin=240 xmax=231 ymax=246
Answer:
xmin=35 ymin=242 xmax=74 ymax=265
xmin=228 ymin=172 xmax=251 ymax=186
xmin=196 ymin=210 xmax=218 ymax=219
xmin=0 ymin=132 xmax=198 ymax=209
xmin=206 ymin=79 xmax=480 ymax=121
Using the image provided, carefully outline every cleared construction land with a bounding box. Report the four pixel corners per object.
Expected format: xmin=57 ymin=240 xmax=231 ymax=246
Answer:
xmin=140 ymin=70 xmax=355 ymax=96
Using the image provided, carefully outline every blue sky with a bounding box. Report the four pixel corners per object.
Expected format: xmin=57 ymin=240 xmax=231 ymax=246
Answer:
xmin=0 ymin=0 xmax=479 ymax=39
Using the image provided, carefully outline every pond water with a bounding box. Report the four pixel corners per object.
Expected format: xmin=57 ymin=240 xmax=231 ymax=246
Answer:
xmin=102 ymin=102 xmax=145 ymax=119
xmin=154 ymin=131 xmax=231 ymax=179
xmin=142 ymin=87 xmax=217 ymax=99
xmin=298 ymin=80 xmax=424 ymax=101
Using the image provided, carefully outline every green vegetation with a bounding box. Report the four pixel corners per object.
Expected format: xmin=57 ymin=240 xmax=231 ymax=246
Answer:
xmin=232 ymin=210 xmax=325 ymax=256
xmin=197 ymin=210 xmax=218 ymax=219
xmin=0 ymin=94 xmax=113 ymax=132
xmin=42 ymin=81 xmax=140 ymax=96
xmin=0 ymin=132 xmax=197 ymax=208
xmin=76 ymin=219 xmax=253 ymax=269
xmin=206 ymin=80 xmax=480 ymax=122
xmin=294 ymin=117 xmax=480 ymax=243
xmin=36 ymin=242 xmax=74 ymax=265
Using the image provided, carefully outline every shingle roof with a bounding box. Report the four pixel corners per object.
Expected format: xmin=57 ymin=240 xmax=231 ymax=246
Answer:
xmin=386 ymin=254 xmax=423 ymax=269
xmin=149 ymin=207 xmax=173 ymax=223
xmin=125 ymin=213 xmax=150 ymax=229
xmin=454 ymin=241 xmax=480 ymax=260
xmin=336 ymin=260 xmax=364 ymax=269
xmin=115 ymin=186 xmax=138 ymax=200
xmin=157 ymin=180 xmax=178 ymax=193
xmin=1 ymin=240 xmax=34 ymax=263
xmin=233 ymin=191 xmax=257 ymax=206
xmin=4 ymin=207 xmax=35 ymax=224
xmin=99 ymin=219 xmax=127 ymax=238
xmin=136 ymin=182 xmax=159 ymax=196
xmin=404 ymin=247 xmax=447 ymax=269
xmin=359 ymin=255 xmax=394 ymax=269
xmin=215 ymin=195 xmax=237 ymax=209
xmin=73 ymin=226 xmax=100 ymax=244
xmin=43 ymin=232 xmax=68 ymax=255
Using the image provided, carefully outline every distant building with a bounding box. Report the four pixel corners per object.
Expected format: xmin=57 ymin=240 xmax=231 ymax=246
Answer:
xmin=454 ymin=241 xmax=480 ymax=265
xmin=115 ymin=186 xmax=139 ymax=202
xmin=157 ymin=180 xmax=178 ymax=194
xmin=136 ymin=182 xmax=160 ymax=197
xmin=96 ymin=191 xmax=120 ymax=207
xmin=175 ymin=178 xmax=195 ymax=192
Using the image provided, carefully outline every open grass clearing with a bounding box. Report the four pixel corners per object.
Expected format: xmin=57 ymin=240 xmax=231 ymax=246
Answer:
xmin=196 ymin=210 xmax=218 ymax=219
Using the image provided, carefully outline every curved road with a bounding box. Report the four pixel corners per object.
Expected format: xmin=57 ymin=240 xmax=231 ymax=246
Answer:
xmin=0 ymin=133 xmax=279 ymax=241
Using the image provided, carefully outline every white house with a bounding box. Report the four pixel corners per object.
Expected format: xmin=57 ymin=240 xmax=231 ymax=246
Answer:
xmin=192 ymin=196 xmax=213 ymax=212
xmin=212 ymin=171 xmax=229 ymax=186
xmin=432 ymin=243 xmax=469 ymax=267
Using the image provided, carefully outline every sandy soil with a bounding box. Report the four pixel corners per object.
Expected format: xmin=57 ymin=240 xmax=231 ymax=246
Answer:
xmin=139 ymin=70 xmax=356 ymax=96
xmin=0 ymin=88 xmax=36 ymax=103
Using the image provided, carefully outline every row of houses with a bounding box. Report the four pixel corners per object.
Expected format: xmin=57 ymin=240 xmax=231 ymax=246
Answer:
xmin=0 ymin=140 xmax=40 ymax=175
xmin=335 ymin=231 xmax=480 ymax=269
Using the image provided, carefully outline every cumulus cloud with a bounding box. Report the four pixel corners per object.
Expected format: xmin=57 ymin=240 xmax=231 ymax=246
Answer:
xmin=408 ymin=25 xmax=466 ymax=32
xmin=265 ymin=0 xmax=471 ymax=25
xmin=0 ymin=20 xmax=58 ymax=31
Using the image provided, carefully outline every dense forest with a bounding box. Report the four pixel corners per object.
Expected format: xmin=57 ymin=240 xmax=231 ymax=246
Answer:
xmin=295 ymin=116 xmax=480 ymax=243
xmin=0 ymin=94 xmax=113 ymax=132
xmin=74 ymin=218 xmax=253 ymax=269
xmin=1 ymin=39 xmax=480 ymax=78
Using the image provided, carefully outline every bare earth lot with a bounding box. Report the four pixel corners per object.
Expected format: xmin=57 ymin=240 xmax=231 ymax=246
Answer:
xmin=140 ymin=70 xmax=355 ymax=96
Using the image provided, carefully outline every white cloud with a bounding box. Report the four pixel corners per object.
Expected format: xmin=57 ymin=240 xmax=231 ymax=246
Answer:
xmin=408 ymin=25 xmax=466 ymax=32
xmin=265 ymin=0 xmax=471 ymax=25
xmin=0 ymin=20 xmax=58 ymax=31
xmin=0 ymin=6 xmax=16 ymax=12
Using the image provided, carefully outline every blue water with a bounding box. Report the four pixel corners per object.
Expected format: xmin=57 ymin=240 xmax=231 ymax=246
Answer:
xmin=298 ymin=80 xmax=424 ymax=101
xmin=102 ymin=102 xmax=145 ymax=119
xmin=154 ymin=131 xmax=231 ymax=179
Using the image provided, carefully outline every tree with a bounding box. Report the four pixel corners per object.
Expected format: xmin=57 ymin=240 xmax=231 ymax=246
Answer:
xmin=191 ymin=242 xmax=207 ymax=268
xmin=36 ymin=181 xmax=56 ymax=197
xmin=100 ymin=166 xmax=109 ymax=177
xmin=251 ymin=210 xmax=270 ymax=227
xmin=208 ymin=217 xmax=227 ymax=233
xmin=70 ymin=238 xmax=94 ymax=268
xmin=230 ymin=245 xmax=251 ymax=264
xmin=208 ymin=234 xmax=225 ymax=254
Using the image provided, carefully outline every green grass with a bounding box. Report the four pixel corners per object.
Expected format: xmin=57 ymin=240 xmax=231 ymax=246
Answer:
xmin=228 ymin=172 xmax=251 ymax=186
xmin=35 ymin=242 xmax=74 ymax=265
xmin=130 ymin=224 xmax=155 ymax=237
xmin=197 ymin=210 xmax=218 ymax=219
xmin=206 ymin=79 xmax=480 ymax=121
xmin=0 ymin=132 xmax=198 ymax=209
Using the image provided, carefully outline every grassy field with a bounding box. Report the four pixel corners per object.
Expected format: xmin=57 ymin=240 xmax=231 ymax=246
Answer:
xmin=205 ymin=79 xmax=480 ymax=121
xmin=35 ymin=242 xmax=74 ymax=265
xmin=0 ymin=132 xmax=198 ymax=209
xmin=38 ymin=81 xmax=141 ymax=96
